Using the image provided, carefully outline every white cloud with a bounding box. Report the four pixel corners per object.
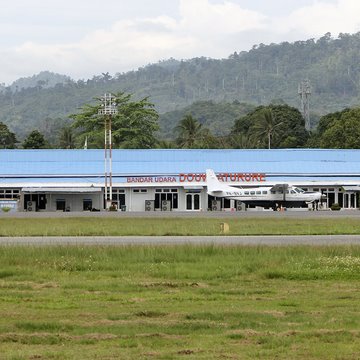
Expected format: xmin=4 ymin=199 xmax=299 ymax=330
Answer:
xmin=275 ymin=0 xmax=360 ymax=37
xmin=1 ymin=0 xmax=268 ymax=83
xmin=179 ymin=0 xmax=267 ymax=34
xmin=1 ymin=0 xmax=360 ymax=84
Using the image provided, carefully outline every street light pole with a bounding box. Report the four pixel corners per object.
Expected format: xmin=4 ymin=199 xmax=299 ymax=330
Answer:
xmin=99 ymin=93 xmax=118 ymax=210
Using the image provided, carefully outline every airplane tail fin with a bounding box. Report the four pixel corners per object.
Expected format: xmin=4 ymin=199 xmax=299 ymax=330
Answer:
xmin=206 ymin=169 xmax=225 ymax=192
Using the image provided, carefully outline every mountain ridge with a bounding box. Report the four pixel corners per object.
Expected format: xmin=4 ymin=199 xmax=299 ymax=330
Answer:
xmin=1 ymin=32 xmax=360 ymax=139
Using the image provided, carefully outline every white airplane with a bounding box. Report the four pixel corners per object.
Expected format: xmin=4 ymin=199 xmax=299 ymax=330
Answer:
xmin=206 ymin=169 xmax=324 ymax=210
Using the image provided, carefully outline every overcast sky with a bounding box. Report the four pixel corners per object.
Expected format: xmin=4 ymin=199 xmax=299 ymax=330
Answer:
xmin=1 ymin=0 xmax=360 ymax=84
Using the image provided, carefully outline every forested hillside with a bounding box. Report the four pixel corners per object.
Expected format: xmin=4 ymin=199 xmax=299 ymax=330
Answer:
xmin=1 ymin=32 xmax=360 ymax=139
xmin=160 ymin=101 xmax=255 ymax=139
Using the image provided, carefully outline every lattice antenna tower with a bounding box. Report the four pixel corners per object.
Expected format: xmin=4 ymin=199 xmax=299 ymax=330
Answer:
xmin=298 ymin=79 xmax=311 ymax=131
xmin=99 ymin=93 xmax=118 ymax=209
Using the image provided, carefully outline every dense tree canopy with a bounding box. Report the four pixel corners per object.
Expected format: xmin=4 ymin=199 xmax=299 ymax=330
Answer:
xmin=0 ymin=122 xmax=17 ymax=149
xmin=231 ymin=104 xmax=309 ymax=149
xmin=22 ymin=130 xmax=47 ymax=149
xmin=160 ymin=101 xmax=255 ymax=140
xmin=312 ymin=108 xmax=360 ymax=148
xmin=70 ymin=92 xmax=159 ymax=149
xmin=3 ymin=33 xmax=360 ymax=141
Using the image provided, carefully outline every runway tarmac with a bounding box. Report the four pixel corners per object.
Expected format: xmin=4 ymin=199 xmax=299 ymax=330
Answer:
xmin=1 ymin=235 xmax=360 ymax=246
xmin=1 ymin=210 xmax=359 ymax=246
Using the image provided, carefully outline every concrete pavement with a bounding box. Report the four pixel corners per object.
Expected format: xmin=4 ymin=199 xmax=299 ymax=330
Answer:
xmin=1 ymin=234 xmax=360 ymax=246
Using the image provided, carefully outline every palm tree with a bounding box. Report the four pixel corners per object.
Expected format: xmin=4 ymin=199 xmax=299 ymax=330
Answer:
xmin=58 ymin=126 xmax=76 ymax=149
xmin=175 ymin=115 xmax=203 ymax=148
xmin=230 ymin=133 xmax=257 ymax=149
xmin=252 ymin=109 xmax=283 ymax=149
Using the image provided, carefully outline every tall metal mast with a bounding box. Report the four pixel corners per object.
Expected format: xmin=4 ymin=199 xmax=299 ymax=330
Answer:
xmin=99 ymin=93 xmax=118 ymax=209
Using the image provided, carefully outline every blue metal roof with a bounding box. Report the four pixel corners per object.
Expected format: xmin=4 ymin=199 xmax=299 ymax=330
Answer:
xmin=1 ymin=149 xmax=360 ymax=178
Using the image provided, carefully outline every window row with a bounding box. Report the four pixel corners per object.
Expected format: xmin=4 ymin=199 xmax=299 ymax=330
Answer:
xmin=0 ymin=189 xmax=20 ymax=199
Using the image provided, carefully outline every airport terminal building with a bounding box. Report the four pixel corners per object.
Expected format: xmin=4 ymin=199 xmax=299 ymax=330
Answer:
xmin=1 ymin=149 xmax=360 ymax=212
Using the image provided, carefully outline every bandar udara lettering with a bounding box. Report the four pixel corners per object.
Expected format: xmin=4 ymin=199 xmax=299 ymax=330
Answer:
xmin=127 ymin=176 xmax=176 ymax=183
xmin=127 ymin=173 xmax=266 ymax=183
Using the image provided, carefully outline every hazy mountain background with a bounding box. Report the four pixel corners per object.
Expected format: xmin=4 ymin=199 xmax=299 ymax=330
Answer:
xmin=1 ymin=32 xmax=360 ymax=141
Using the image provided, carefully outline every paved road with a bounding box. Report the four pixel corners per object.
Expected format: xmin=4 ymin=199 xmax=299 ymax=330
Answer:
xmin=1 ymin=209 xmax=360 ymax=218
xmin=1 ymin=235 xmax=360 ymax=246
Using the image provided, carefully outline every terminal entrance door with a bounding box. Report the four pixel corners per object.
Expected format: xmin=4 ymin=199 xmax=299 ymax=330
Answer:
xmin=186 ymin=193 xmax=201 ymax=211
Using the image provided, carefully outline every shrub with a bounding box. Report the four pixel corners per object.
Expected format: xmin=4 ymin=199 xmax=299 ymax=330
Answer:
xmin=331 ymin=203 xmax=341 ymax=211
xmin=1 ymin=207 xmax=11 ymax=213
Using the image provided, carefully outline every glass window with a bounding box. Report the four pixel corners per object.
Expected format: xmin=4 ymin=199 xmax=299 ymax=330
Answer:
xmin=173 ymin=194 xmax=178 ymax=209
xmin=194 ymin=194 xmax=200 ymax=210
xmin=186 ymin=194 xmax=192 ymax=210
xmin=133 ymin=189 xmax=147 ymax=193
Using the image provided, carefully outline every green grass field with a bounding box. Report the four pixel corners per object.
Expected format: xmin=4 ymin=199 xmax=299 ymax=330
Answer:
xmin=1 ymin=217 xmax=360 ymax=236
xmin=1 ymin=245 xmax=360 ymax=359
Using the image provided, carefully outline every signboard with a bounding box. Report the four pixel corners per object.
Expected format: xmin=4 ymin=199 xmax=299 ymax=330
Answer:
xmin=0 ymin=200 xmax=18 ymax=212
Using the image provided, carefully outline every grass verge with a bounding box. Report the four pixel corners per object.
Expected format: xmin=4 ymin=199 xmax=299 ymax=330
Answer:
xmin=0 ymin=245 xmax=360 ymax=359
xmin=1 ymin=217 xmax=360 ymax=236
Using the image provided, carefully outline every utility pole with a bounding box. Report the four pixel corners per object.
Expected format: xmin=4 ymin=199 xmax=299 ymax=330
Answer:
xmin=99 ymin=93 xmax=118 ymax=210
xmin=298 ymin=79 xmax=311 ymax=131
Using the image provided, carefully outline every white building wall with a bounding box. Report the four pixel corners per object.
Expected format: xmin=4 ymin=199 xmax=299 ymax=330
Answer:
xmin=128 ymin=189 xmax=155 ymax=212
xmin=46 ymin=194 xmax=102 ymax=212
